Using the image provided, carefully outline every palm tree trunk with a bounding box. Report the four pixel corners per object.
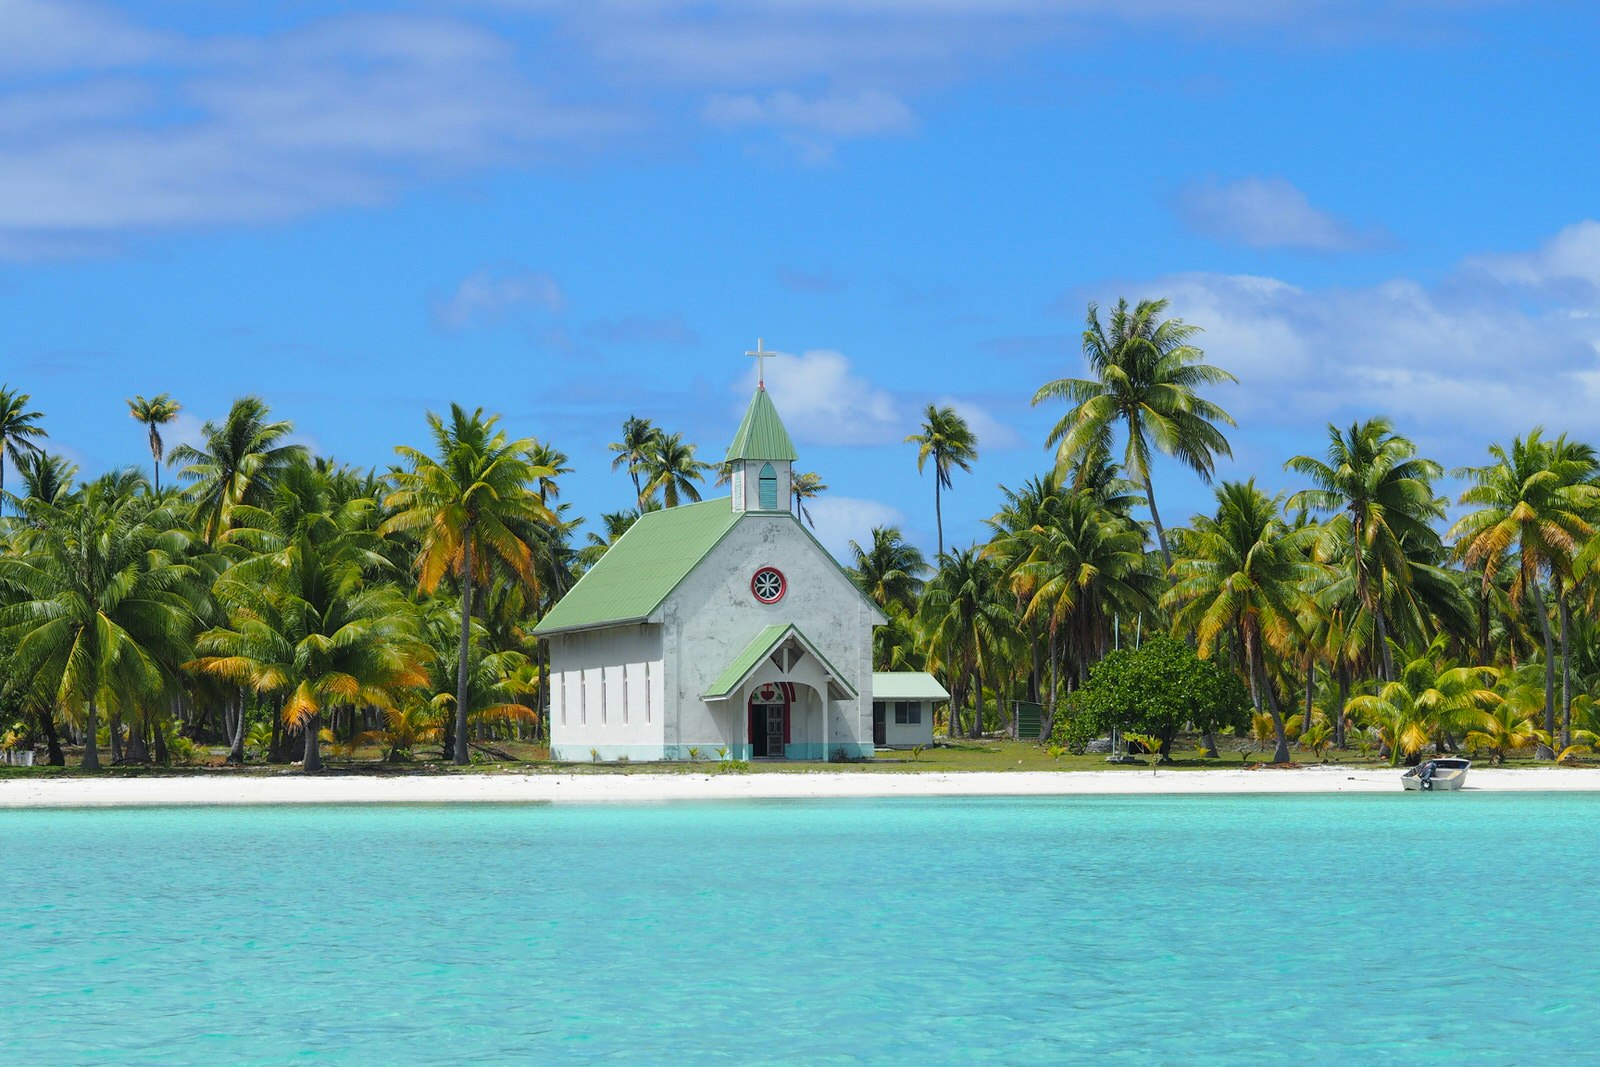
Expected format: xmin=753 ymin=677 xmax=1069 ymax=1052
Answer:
xmin=1373 ymin=605 xmax=1395 ymax=683
xmin=83 ymin=695 xmax=101 ymax=771
xmin=39 ymin=705 xmax=64 ymax=766
xmin=1559 ymin=590 xmax=1572 ymax=749
xmin=1304 ymin=660 xmax=1316 ymax=734
xmin=1335 ymin=666 xmax=1350 ymax=749
xmin=934 ymin=475 xmax=944 ymax=559
xmin=302 ymin=712 xmax=322 ymax=772
xmin=228 ymin=690 xmax=246 ymax=763
xmin=109 ymin=710 xmax=123 ymax=763
xmin=125 ymin=711 xmax=150 ymax=763
xmin=1045 ymin=624 xmax=1060 ymax=740
xmin=1531 ymin=577 xmax=1556 ymax=756
xmin=1249 ymin=628 xmax=1290 ymax=764
xmin=1142 ymin=473 xmax=1174 ymax=578
xmin=968 ymin=663 xmax=984 ymax=739
xmin=152 ymin=717 xmax=169 ymax=765
xmin=455 ymin=539 xmax=474 ymax=766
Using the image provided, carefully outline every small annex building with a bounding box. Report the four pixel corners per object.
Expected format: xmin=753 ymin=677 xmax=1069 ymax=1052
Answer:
xmin=534 ymin=371 xmax=945 ymax=762
xmin=870 ymin=672 xmax=949 ymax=749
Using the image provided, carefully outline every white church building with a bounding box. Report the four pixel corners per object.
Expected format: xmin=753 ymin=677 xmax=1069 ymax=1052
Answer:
xmin=534 ymin=362 xmax=947 ymax=762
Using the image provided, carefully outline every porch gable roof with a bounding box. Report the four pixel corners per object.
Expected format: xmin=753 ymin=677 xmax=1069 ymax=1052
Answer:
xmin=702 ymin=623 xmax=857 ymax=702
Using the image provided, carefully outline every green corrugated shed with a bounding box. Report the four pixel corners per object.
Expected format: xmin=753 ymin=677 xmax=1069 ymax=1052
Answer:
xmin=702 ymin=623 xmax=856 ymax=699
xmin=532 ymin=499 xmax=740 ymax=635
xmin=725 ymin=388 xmax=798 ymax=462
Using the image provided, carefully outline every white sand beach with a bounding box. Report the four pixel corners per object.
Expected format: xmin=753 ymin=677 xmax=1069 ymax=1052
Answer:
xmin=3 ymin=765 xmax=1599 ymax=808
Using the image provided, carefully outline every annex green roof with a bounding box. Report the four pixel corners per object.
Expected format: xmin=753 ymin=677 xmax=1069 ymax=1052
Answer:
xmin=725 ymin=387 xmax=798 ymax=463
xmin=871 ymin=672 xmax=950 ymax=701
xmin=703 ymin=623 xmax=857 ymax=701
xmin=532 ymin=499 xmax=740 ymax=635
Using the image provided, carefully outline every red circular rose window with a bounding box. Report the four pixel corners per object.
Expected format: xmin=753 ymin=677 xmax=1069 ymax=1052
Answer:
xmin=751 ymin=567 xmax=786 ymax=603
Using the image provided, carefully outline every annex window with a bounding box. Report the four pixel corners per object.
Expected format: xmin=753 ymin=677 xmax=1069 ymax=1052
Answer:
xmin=758 ymin=463 xmax=777 ymax=510
xmin=894 ymin=701 xmax=920 ymax=725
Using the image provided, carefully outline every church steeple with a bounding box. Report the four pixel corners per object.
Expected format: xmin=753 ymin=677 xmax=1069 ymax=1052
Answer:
xmin=727 ymin=340 xmax=798 ymax=514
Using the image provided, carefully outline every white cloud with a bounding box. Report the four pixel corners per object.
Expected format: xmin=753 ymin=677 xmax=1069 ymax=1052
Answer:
xmin=0 ymin=12 xmax=620 ymax=254
xmin=934 ymin=395 xmax=1024 ymax=450
xmin=1175 ymin=177 xmax=1379 ymax=251
xmin=1079 ymin=220 xmax=1600 ymax=463
xmin=1467 ymin=219 xmax=1600 ymax=293
xmin=742 ymin=349 xmax=902 ymax=445
xmin=702 ymin=89 xmax=915 ymax=137
xmin=0 ymin=1 xmax=1516 ymax=253
xmin=803 ymin=495 xmax=908 ymax=561
xmin=432 ymin=268 xmax=565 ymax=330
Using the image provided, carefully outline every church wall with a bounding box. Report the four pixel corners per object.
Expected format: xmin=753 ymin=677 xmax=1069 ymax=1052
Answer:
xmin=660 ymin=513 xmax=879 ymax=758
xmin=547 ymin=623 xmax=666 ymax=761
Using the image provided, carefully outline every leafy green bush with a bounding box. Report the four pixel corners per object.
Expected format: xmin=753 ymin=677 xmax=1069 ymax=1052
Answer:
xmin=1071 ymin=634 xmax=1251 ymax=756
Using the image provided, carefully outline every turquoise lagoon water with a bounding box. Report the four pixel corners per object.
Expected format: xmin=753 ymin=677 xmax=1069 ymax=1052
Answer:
xmin=2 ymin=793 xmax=1597 ymax=1065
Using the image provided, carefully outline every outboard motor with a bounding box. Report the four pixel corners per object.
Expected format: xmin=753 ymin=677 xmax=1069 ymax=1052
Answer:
xmin=1418 ymin=760 xmax=1437 ymax=791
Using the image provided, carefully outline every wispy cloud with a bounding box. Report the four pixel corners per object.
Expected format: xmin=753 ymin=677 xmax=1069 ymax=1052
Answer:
xmin=581 ymin=312 xmax=699 ymax=347
xmin=1174 ymin=176 xmax=1383 ymax=251
xmin=776 ymin=266 xmax=846 ymax=294
xmin=1071 ymin=220 xmax=1600 ymax=463
xmin=0 ymin=0 xmax=1516 ymax=255
xmin=804 ymin=494 xmax=908 ymax=561
xmin=432 ymin=267 xmax=565 ymax=330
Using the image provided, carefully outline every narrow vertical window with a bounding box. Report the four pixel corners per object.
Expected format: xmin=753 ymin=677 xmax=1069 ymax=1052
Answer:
xmin=759 ymin=462 xmax=777 ymax=510
xmin=580 ymin=671 xmax=587 ymax=726
xmin=600 ymin=670 xmax=607 ymax=726
xmin=644 ymin=662 xmax=652 ymax=724
xmin=622 ymin=666 xmax=630 ymax=726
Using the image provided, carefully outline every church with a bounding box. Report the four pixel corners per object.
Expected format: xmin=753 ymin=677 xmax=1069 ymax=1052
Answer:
xmin=533 ymin=349 xmax=947 ymax=762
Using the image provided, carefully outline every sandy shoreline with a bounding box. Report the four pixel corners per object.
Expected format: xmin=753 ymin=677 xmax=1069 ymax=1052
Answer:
xmin=3 ymin=766 xmax=1600 ymax=808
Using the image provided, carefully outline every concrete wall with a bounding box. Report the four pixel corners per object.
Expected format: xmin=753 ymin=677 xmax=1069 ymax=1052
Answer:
xmin=879 ymin=700 xmax=935 ymax=748
xmin=659 ymin=512 xmax=879 ymax=759
xmin=548 ymin=623 xmax=665 ymax=761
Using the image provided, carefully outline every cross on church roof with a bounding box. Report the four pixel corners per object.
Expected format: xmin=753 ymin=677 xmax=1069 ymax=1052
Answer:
xmin=745 ymin=337 xmax=774 ymax=389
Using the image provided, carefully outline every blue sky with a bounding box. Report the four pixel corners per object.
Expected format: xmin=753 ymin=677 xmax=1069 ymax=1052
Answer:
xmin=3 ymin=1 xmax=1599 ymax=559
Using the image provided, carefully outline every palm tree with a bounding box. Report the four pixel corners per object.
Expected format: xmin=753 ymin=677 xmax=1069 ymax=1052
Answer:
xmin=1015 ymin=494 xmax=1155 ymax=731
xmin=1349 ymin=644 xmax=1501 ymax=766
xmin=1451 ymin=431 xmax=1598 ymax=748
xmin=1032 ymin=298 xmax=1236 ymax=574
xmin=1165 ymin=480 xmax=1318 ymax=763
xmin=527 ymin=440 xmax=572 ymax=507
xmin=380 ymin=405 xmax=555 ymax=764
xmin=12 ymin=451 xmax=77 ymax=508
xmin=847 ymin=526 xmax=928 ymax=614
xmin=919 ymin=546 xmax=1011 ymax=739
xmin=195 ymin=557 xmax=426 ymax=773
xmin=906 ymin=405 xmax=978 ymax=559
xmin=0 ymin=386 xmax=49 ymax=512
xmin=579 ymin=509 xmax=642 ymax=569
xmin=168 ymin=396 xmax=307 ymax=544
xmin=640 ymin=431 xmax=713 ymax=508
xmin=791 ymin=471 xmax=826 ymax=528
xmin=609 ymin=416 xmax=656 ymax=502
xmin=0 ymin=477 xmax=196 ymax=770
xmin=126 ymin=393 xmax=181 ymax=494
xmin=1287 ymin=418 xmax=1444 ymax=682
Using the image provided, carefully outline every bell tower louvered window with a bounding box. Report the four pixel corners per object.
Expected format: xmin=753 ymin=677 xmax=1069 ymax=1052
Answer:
xmin=758 ymin=463 xmax=777 ymax=510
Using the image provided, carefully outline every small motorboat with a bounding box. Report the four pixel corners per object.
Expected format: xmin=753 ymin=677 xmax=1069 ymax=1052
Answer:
xmin=1401 ymin=757 xmax=1470 ymax=791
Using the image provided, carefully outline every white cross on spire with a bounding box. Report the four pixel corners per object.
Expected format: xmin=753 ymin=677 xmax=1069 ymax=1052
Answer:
xmin=746 ymin=337 xmax=774 ymax=389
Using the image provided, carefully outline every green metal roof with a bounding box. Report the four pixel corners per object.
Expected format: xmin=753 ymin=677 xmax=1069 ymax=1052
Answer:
xmin=871 ymin=672 xmax=950 ymax=701
xmin=725 ymin=388 xmax=798 ymax=462
xmin=703 ymin=623 xmax=857 ymax=700
xmin=532 ymin=499 xmax=740 ymax=635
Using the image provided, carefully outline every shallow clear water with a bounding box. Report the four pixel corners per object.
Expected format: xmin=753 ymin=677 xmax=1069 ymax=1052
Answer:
xmin=2 ymin=793 xmax=1596 ymax=1065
